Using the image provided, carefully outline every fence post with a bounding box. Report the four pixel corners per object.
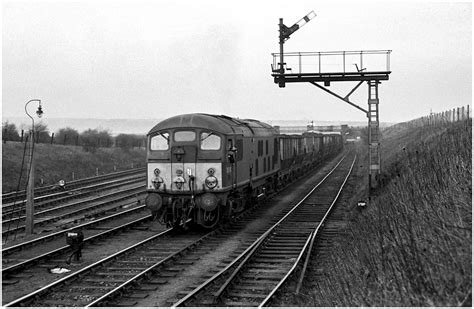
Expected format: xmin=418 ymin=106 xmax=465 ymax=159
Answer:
xmin=468 ymin=105 xmax=470 ymax=119
xmin=51 ymin=133 xmax=54 ymax=144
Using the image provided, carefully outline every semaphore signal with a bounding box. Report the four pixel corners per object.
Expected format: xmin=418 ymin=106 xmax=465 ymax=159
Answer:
xmin=271 ymin=11 xmax=392 ymax=200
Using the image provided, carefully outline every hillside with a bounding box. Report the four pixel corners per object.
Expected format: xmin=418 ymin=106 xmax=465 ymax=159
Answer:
xmin=283 ymin=119 xmax=472 ymax=306
xmin=2 ymin=116 xmax=393 ymax=136
xmin=2 ymin=142 xmax=146 ymax=193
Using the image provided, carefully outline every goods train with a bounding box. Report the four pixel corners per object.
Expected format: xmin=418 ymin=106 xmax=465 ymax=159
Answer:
xmin=145 ymin=113 xmax=342 ymax=229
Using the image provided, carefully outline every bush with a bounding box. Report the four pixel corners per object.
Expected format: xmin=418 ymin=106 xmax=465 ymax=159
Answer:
xmin=55 ymin=127 xmax=80 ymax=145
xmin=2 ymin=143 xmax=146 ymax=192
xmin=115 ymin=134 xmax=145 ymax=151
xmin=2 ymin=121 xmax=20 ymax=142
xmin=80 ymin=129 xmax=113 ymax=152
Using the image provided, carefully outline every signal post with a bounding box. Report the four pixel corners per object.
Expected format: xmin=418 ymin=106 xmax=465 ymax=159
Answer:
xmin=271 ymin=12 xmax=391 ymax=191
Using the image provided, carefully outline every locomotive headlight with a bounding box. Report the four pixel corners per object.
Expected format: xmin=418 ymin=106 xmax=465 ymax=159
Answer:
xmin=205 ymin=175 xmax=218 ymax=189
xmin=152 ymin=176 xmax=163 ymax=189
xmin=173 ymin=176 xmax=185 ymax=190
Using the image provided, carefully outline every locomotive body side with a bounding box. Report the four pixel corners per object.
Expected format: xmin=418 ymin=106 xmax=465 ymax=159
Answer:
xmin=145 ymin=113 xmax=343 ymax=229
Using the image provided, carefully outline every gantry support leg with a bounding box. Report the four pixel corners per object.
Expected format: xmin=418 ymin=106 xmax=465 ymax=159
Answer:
xmin=368 ymin=80 xmax=380 ymax=190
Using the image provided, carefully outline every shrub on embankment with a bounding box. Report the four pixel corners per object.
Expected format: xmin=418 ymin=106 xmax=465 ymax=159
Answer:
xmin=2 ymin=142 xmax=146 ymax=193
xmin=307 ymin=120 xmax=471 ymax=306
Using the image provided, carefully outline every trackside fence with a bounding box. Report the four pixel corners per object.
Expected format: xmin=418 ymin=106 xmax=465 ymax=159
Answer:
xmin=389 ymin=105 xmax=471 ymax=129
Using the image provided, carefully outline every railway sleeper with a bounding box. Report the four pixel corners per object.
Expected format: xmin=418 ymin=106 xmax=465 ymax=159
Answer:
xmin=234 ymin=284 xmax=270 ymax=291
xmin=224 ymin=300 xmax=261 ymax=307
xmin=122 ymin=292 xmax=149 ymax=299
xmin=245 ymin=268 xmax=288 ymax=274
xmin=252 ymin=257 xmax=295 ymax=263
xmin=107 ymin=300 xmax=138 ymax=307
xmin=83 ymin=277 xmax=126 ymax=283
xmin=239 ymin=272 xmax=283 ymax=280
xmin=226 ymin=291 xmax=267 ymax=299
xmin=257 ymin=251 xmax=300 ymax=257
xmin=263 ymin=245 xmax=304 ymax=249
xmin=94 ymin=272 xmax=138 ymax=277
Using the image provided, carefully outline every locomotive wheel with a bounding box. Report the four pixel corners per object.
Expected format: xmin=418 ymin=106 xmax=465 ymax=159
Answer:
xmin=197 ymin=208 xmax=220 ymax=229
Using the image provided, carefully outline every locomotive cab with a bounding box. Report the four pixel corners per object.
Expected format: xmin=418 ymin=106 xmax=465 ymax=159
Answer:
xmin=146 ymin=127 xmax=228 ymax=228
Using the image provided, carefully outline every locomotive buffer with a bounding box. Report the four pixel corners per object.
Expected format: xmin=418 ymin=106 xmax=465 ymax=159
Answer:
xmin=271 ymin=11 xmax=391 ymax=190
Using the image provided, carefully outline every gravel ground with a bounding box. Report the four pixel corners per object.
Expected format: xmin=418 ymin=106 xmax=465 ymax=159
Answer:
xmin=3 ymin=152 xmax=346 ymax=306
xmin=2 ymin=212 xmax=165 ymax=304
xmin=131 ymin=153 xmax=346 ymax=307
xmin=271 ymin=144 xmax=368 ymax=306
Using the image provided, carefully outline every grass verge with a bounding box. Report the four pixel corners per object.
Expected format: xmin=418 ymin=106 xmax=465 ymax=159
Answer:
xmin=2 ymin=142 xmax=146 ymax=193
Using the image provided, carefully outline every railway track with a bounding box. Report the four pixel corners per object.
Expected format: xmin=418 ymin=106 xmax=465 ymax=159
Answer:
xmin=2 ymin=185 xmax=146 ymax=239
xmin=4 ymin=226 xmax=210 ymax=307
xmin=4 ymin=152 xmax=353 ymax=307
xmin=172 ymin=153 xmax=356 ymax=307
xmin=2 ymin=176 xmax=144 ymax=220
xmin=2 ymin=167 xmax=145 ymax=205
xmin=2 ymin=206 xmax=152 ymax=276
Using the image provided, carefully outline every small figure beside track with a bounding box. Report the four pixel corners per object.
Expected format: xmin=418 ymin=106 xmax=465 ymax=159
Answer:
xmin=66 ymin=230 xmax=84 ymax=264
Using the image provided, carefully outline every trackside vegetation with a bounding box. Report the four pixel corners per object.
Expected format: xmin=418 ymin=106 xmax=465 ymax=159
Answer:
xmin=285 ymin=119 xmax=471 ymax=306
xmin=2 ymin=142 xmax=146 ymax=193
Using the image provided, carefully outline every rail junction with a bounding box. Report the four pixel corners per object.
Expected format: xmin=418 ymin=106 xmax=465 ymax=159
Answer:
xmin=4 ymin=150 xmax=357 ymax=307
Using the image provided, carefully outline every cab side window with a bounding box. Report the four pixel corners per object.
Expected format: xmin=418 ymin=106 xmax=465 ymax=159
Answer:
xmin=150 ymin=132 xmax=169 ymax=150
xmin=200 ymin=132 xmax=221 ymax=150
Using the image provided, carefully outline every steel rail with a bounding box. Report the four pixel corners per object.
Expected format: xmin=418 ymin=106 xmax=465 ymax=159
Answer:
xmin=259 ymin=154 xmax=356 ymax=307
xmin=2 ymin=175 xmax=145 ymax=216
xmin=2 ymin=167 xmax=145 ymax=203
xmin=213 ymin=153 xmax=354 ymax=304
xmin=4 ymin=226 xmax=176 ymax=307
xmin=85 ymin=222 xmax=217 ymax=307
xmin=2 ymin=204 xmax=148 ymax=256
xmin=2 ymin=186 xmax=145 ymax=237
xmin=172 ymin=153 xmax=349 ymax=307
xmin=3 ymin=209 xmax=152 ymax=278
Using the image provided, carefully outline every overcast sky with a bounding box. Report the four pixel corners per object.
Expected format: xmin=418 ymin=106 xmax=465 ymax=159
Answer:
xmin=2 ymin=1 xmax=472 ymax=123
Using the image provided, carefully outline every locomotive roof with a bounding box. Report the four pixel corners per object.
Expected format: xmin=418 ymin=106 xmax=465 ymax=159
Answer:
xmin=148 ymin=113 xmax=278 ymax=137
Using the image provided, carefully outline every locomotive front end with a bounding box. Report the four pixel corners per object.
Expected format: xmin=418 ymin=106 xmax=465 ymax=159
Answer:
xmin=145 ymin=115 xmax=229 ymax=228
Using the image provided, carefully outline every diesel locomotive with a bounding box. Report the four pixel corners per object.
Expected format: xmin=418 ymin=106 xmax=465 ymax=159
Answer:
xmin=145 ymin=113 xmax=342 ymax=228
